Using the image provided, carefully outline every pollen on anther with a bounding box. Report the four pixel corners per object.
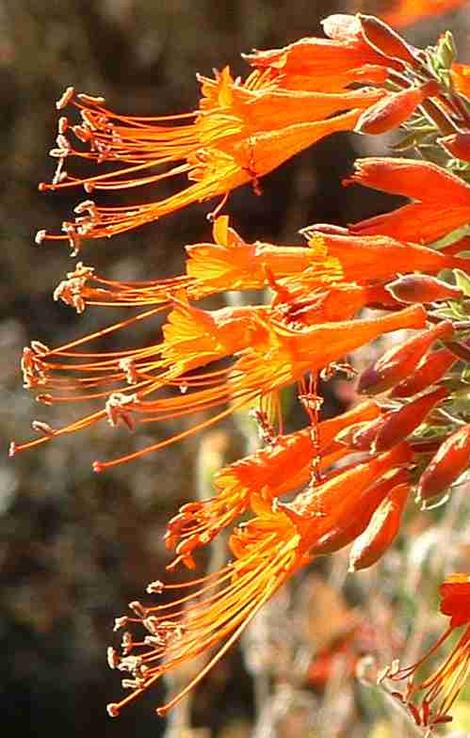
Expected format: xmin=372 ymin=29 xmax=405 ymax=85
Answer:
xmin=56 ymin=86 xmax=75 ymax=110
xmin=146 ymin=580 xmax=164 ymax=594
xmin=35 ymin=229 xmax=47 ymax=246
xmin=106 ymin=703 xmax=120 ymax=718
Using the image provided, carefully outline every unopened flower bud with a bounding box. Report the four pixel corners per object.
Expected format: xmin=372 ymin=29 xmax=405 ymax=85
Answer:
xmin=356 ymin=81 xmax=439 ymax=136
xmin=417 ymin=423 xmax=470 ymax=504
xmin=439 ymin=132 xmax=470 ymax=163
xmin=358 ymin=14 xmax=417 ymax=66
xmin=386 ymin=274 xmax=462 ymax=304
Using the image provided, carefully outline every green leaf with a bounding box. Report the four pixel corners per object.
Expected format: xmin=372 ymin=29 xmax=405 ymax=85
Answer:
xmin=454 ymin=269 xmax=470 ymax=297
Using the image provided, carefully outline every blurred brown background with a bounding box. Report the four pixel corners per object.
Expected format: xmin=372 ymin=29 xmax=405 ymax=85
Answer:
xmin=2 ymin=2 xmax=469 ymax=737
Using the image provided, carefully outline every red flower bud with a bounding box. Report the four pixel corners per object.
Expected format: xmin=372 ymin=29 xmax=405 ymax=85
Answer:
xmin=391 ymin=346 xmax=457 ymax=398
xmin=373 ymin=386 xmax=448 ymax=452
xmin=356 ymin=81 xmax=440 ymax=136
xmin=440 ymin=132 xmax=470 ymax=163
xmin=386 ymin=274 xmax=462 ymax=304
xmin=358 ymin=14 xmax=417 ymax=65
xmin=348 ymin=482 xmax=410 ymax=571
xmin=417 ymin=423 xmax=470 ymax=504
xmin=357 ymin=320 xmax=454 ymax=395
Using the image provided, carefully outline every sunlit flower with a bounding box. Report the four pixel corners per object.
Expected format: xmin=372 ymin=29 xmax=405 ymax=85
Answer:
xmin=243 ymin=14 xmax=400 ymax=93
xmin=107 ymin=445 xmax=412 ymax=716
xmin=38 ymin=70 xmax=371 ymax=249
xmin=50 ymin=216 xmax=343 ymax=314
xmin=164 ymin=399 xmax=381 ymax=568
xmin=347 ymin=157 xmax=470 ymax=245
xmin=302 ymin=230 xmax=466 ymax=282
xmin=385 ymin=573 xmax=470 ymax=729
xmin=11 ymin=304 xmax=426 ymax=469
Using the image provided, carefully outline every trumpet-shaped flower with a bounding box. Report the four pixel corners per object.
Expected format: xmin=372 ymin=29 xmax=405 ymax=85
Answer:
xmin=107 ymin=445 xmax=412 ymax=716
xmin=38 ymin=70 xmax=371 ymax=249
xmin=11 ymin=304 xmax=426 ymax=469
xmin=164 ymin=399 xmax=381 ymax=567
xmin=243 ymin=15 xmax=400 ymax=93
xmin=347 ymin=158 xmax=470 ymax=244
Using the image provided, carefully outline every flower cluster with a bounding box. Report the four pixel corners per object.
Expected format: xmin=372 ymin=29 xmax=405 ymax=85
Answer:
xmin=15 ymin=7 xmax=470 ymax=731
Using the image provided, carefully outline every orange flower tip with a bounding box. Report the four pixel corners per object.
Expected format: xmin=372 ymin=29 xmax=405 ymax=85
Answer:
xmin=93 ymin=460 xmax=104 ymax=474
xmin=156 ymin=706 xmax=169 ymax=718
xmin=8 ymin=441 xmax=17 ymax=458
xmin=357 ymin=14 xmax=417 ymax=66
xmin=106 ymin=703 xmax=120 ymax=719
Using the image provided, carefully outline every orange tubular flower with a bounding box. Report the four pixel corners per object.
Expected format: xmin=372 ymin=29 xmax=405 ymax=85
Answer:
xmin=107 ymin=444 xmax=412 ymax=717
xmin=107 ymin=505 xmax=306 ymax=718
xmin=38 ymin=69 xmax=372 ymax=249
xmin=164 ymin=399 xmax=381 ymax=567
xmin=243 ymin=14 xmax=401 ymax=93
xmin=50 ymin=216 xmax=343 ymax=316
xmin=301 ymin=230 xmax=466 ymax=283
xmin=11 ymin=303 xmax=426 ymax=468
xmin=386 ymin=573 xmax=470 ymax=730
xmin=346 ymin=158 xmax=470 ymax=245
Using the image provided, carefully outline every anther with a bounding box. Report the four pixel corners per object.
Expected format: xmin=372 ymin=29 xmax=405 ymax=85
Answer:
xmin=77 ymin=93 xmax=106 ymax=105
xmin=106 ymin=703 xmax=120 ymax=718
xmin=58 ymin=116 xmax=68 ymax=134
xmin=31 ymin=341 xmax=49 ymax=355
xmin=107 ymin=646 xmax=121 ymax=670
xmin=55 ymin=86 xmax=75 ymax=110
xmin=146 ymin=580 xmax=164 ymax=595
xmin=129 ymin=600 xmax=147 ymax=618
xmin=113 ymin=616 xmax=129 ymax=632
xmin=32 ymin=420 xmax=55 ymax=437
xmin=35 ymin=229 xmax=47 ymax=246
